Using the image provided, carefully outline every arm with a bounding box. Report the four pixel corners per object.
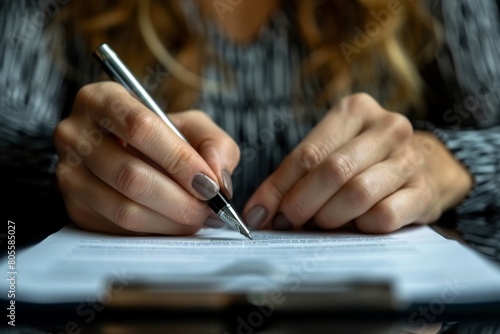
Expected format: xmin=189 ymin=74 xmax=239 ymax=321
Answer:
xmin=412 ymin=130 xmax=473 ymax=215
xmin=419 ymin=0 xmax=500 ymax=215
xmin=0 ymin=1 xmax=71 ymax=248
xmin=241 ymin=93 xmax=476 ymax=233
xmin=425 ymin=126 xmax=500 ymax=214
xmin=54 ymin=82 xmax=240 ymax=235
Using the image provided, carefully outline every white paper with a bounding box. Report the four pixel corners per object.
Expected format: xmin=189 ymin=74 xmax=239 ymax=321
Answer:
xmin=2 ymin=224 xmax=500 ymax=305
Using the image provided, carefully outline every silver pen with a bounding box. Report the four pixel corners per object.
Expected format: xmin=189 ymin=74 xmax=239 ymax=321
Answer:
xmin=93 ymin=43 xmax=252 ymax=240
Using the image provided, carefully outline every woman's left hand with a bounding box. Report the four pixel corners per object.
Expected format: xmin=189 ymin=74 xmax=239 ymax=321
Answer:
xmin=243 ymin=93 xmax=473 ymax=233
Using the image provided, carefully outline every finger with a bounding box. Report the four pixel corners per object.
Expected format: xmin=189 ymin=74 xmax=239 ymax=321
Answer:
xmin=242 ymin=104 xmax=364 ymax=229
xmin=63 ymin=198 xmax=145 ymax=236
xmin=79 ymin=134 xmax=211 ymax=227
xmin=243 ymin=93 xmax=398 ymax=230
xmin=76 ymin=82 xmax=221 ymax=201
xmin=61 ymin=162 xmax=203 ymax=235
xmin=170 ymin=111 xmax=240 ymax=198
xmin=67 ymin=198 xmax=201 ymax=236
xmin=312 ymin=157 xmax=412 ymax=229
xmin=281 ymin=118 xmax=411 ymax=226
xmin=57 ymin=159 xmax=199 ymax=235
xmin=353 ymin=180 xmax=434 ymax=234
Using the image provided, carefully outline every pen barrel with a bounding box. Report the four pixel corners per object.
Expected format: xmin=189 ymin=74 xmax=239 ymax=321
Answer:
xmin=93 ymin=43 xmax=186 ymax=141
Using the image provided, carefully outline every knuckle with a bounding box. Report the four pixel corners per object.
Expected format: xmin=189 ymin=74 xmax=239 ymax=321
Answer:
xmin=74 ymin=84 xmax=97 ymax=105
xmin=398 ymin=150 xmax=419 ymax=178
xmin=75 ymin=83 xmax=108 ymax=114
xmin=314 ymin=208 xmax=347 ymax=230
xmin=265 ymin=176 xmax=289 ymax=204
xmin=189 ymin=109 xmax=211 ymax=120
xmin=113 ymin=204 xmax=149 ymax=232
xmin=102 ymin=81 xmax=128 ymax=95
xmin=53 ymin=119 xmax=80 ymax=154
xmin=419 ymin=180 xmax=438 ymax=222
xmin=348 ymin=176 xmax=376 ymax=208
xmin=295 ymin=144 xmax=328 ymax=170
xmin=114 ymin=161 xmax=152 ymax=200
xmin=175 ymin=201 xmax=208 ymax=226
xmin=202 ymin=136 xmax=240 ymax=169
xmin=350 ymin=92 xmax=375 ymax=104
xmin=314 ymin=211 xmax=331 ymax=229
xmin=75 ymin=82 xmax=129 ymax=118
xmin=123 ymin=110 xmax=159 ymax=146
xmin=369 ymin=203 xmax=400 ymax=233
xmin=181 ymin=109 xmax=206 ymax=118
xmin=171 ymin=109 xmax=210 ymax=129
xmin=321 ymin=153 xmax=358 ymax=188
xmin=403 ymin=146 xmax=425 ymax=170
xmin=341 ymin=93 xmax=379 ymax=114
xmin=231 ymin=145 xmax=241 ymax=167
xmin=281 ymin=198 xmax=310 ymax=223
xmin=225 ymin=137 xmax=241 ymax=165
xmin=53 ymin=120 xmax=70 ymax=148
xmin=163 ymin=144 xmax=195 ymax=177
xmin=384 ymin=113 xmax=413 ymax=141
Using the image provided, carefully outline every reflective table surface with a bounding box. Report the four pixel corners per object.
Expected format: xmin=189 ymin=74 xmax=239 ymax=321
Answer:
xmin=1 ymin=212 xmax=499 ymax=334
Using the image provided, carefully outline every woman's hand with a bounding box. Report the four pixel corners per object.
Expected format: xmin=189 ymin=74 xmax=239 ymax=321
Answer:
xmin=243 ymin=93 xmax=473 ymax=233
xmin=53 ymin=82 xmax=240 ymax=235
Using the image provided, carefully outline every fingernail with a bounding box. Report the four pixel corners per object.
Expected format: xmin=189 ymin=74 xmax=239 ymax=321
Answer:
xmin=272 ymin=213 xmax=292 ymax=231
xmin=192 ymin=173 xmax=219 ymax=200
xmin=222 ymin=169 xmax=233 ymax=198
xmin=204 ymin=213 xmax=226 ymax=229
xmin=245 ymin=205 xmax=267 ymax=230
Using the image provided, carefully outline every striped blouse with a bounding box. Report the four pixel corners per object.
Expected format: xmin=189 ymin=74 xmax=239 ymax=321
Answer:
xmin=184 ymin=0 xmax=500 ymax=217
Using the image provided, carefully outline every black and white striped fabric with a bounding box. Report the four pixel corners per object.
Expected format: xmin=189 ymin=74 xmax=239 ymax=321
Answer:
xmin=187 ymin=3 xmax=325 ymax=211
xmin=425 ymin=0 xmax=500 ymax=215
xmin=455 ymin=213 xmax=500 ymax=262
xmin=0 ymin=1 xmax=64 ymax=192
xmin=0 ymin=0 xmax=70 ymax=245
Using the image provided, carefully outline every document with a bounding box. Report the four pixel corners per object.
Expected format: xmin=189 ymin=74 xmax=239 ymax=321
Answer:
xmin=2 ymin=224 xmax=500 ymax=307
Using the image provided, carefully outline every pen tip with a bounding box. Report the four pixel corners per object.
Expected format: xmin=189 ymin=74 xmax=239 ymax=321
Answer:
xmin=218 ymin=203 xmax=253 ymax=241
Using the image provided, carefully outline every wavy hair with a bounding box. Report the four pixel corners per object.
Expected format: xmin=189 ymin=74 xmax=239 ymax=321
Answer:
xmin=59 ymin=0 xmax=439 ymax=114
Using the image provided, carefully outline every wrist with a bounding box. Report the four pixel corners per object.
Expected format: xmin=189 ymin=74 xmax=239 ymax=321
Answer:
xmin=413 ymin=131 xmax=473 ymax=212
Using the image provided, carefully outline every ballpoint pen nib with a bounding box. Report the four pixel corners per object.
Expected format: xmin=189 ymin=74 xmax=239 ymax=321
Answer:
xmin=219 ymin=206 xmax=253 ymax=240
xmin=240 ymin=228 xmax=253 ymax=240
xmin=239 ymin=226 xmax=253 ymax=240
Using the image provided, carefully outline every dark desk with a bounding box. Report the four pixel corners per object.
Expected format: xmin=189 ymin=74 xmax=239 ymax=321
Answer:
xmin=3 ymin=303 xmax=500 ymax=334
xmin=2 ymin=212 xmax=500 ymax=334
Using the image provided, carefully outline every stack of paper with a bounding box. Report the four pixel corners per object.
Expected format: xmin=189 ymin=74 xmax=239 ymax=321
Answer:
xmin=2 ymin=224 xmax=500 ymax=309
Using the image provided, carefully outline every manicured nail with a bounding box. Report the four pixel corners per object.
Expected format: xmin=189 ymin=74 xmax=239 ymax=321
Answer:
xmin=222 ymin=169 xmax=233 ymax=198
xmin=272 ymin=213 xmax=292 ymax=231
xmin=204 ymin=213 xmax=225 ymax=229
xmin=192 ymin=173 xmax=219 ymax=200
xmin=245 ymin=205 xmax=267 ymax=230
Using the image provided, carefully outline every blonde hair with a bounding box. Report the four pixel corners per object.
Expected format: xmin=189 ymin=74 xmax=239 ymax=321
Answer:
xmin=60 ymin=0 xmax=439 ymax=114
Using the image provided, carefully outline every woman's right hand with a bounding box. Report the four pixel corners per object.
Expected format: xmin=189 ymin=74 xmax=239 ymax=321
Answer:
xmin=53 ymin=82 xmax=240 ymax=235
